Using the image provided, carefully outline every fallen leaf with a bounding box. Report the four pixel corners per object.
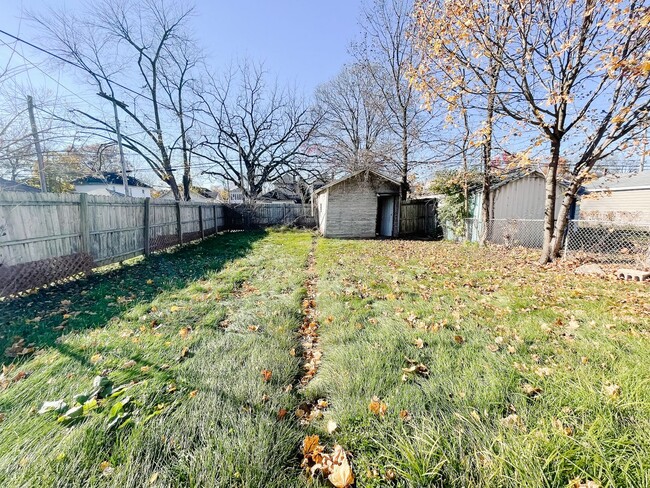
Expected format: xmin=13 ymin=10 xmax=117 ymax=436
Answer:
xmin=328 ymin=456 xmax=354 ymax=488
xmin=522 ymin=383 xmax=542 ymax=398
xmin=414 ymin=338 xmax=424 ymax=349
xmin=261 ymin=369 xmax=272 ymax=382
xmin=90 ymin=353 xmax=103 ymax=365
xmin=327 ymin=420 xmax=338 ymax=433
xmin=277 ymin=408 xmax=288 ymax=420
xmin=179 ymin=327 xmax=190 ymax=339
xmin=188 ymin=390 xmax=198 ymax=398
xmin=603 ymin=383 xmax=621 ymax=400
xmin=169 ymin=306 xmax=182 ymax=313
xmin=303 ymin=434 xmax=322 ymax=457
xmin=454 ymin=335 xmax=465 ymax=344
xmin=38 ymin=400 xmax=68 ymax=414
xmin=369 ymin=396 xmax=387 ymax=417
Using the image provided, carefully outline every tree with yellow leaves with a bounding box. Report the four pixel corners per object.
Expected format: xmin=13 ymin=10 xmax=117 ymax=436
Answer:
xmin=410 ymin=0 xmax=650 ymax=262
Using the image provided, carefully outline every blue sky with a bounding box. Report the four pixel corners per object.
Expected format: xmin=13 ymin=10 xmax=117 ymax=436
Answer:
xmin=0 ymin=0 xmax=364 ymax=95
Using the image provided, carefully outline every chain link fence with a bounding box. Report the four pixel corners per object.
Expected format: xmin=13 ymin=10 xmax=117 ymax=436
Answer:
xmin=452 ymin=218 xmax=650 ymax=269
xmin=564 ymin=220 xmax=650 ymax=268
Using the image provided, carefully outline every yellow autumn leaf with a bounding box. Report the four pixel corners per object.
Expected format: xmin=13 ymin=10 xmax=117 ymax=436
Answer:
xmin=369 ymin=396 xmax=387 ymax=417
xmin=169 ymin=306 xmax=182 ymax=313
xmin=328 ymin=457 xmax=354 ymax=488
xmin=90 ymin=353 xmax=103 ymax=365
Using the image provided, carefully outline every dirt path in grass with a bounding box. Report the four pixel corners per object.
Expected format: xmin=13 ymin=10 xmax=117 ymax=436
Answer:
xmin=295 ymin=236 xmax=355 ymax=487
xmin=295 ymin=235 xmax=324 ymax=418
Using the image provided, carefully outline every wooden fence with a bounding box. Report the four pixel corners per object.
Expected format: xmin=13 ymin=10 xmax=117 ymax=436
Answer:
xmin=400 ymin=200 xmax=439 ymax=237
xmin=0 ymin=192 xmax=225 ymax=297
xmin=224 ymin=203 xmax=315 ymax=229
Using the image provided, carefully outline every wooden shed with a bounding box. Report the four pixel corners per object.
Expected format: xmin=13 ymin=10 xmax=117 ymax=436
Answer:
xmin=314 ymin=170 xmax=401 ymax=238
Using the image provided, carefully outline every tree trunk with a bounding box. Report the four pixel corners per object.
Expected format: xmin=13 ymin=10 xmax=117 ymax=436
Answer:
xmin=539 ymin=139 xmax=561 ymax=263
xmin=550 ymin=176 xmax=582 ymax=258
xmin=479 ymin=81 xmax=497 ymax=246
xmin=166 ymin=171 xmax=181 ymax=200
xmin=401 ymin=124 xmax=409 ymax=200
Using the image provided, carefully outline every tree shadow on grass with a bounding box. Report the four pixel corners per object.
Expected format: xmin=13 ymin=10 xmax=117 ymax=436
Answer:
xmin=0 ymin=231 xmax=266 ymax=356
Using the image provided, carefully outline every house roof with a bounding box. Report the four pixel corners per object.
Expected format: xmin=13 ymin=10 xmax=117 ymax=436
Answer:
xmin=0 ymin=177 xmax=40 ymax=192
xmin=584 ymin=171 xmax=650 ymax=192
xmin=313 ymin=169 xmax=401 ymax=195
xmin=73 ymin=171 xmax=151 ymax=188
xmin=259 ymin=187 xmax=303 ymax=203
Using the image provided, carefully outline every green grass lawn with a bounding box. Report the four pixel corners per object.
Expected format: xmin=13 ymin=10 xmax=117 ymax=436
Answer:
xmin=1 ymin=231 xmax=649 ymax=487
xmin=307 ymin=239 xmax=650 ymax=487
xmin=0 ymin=230 xmax=312 ymax=487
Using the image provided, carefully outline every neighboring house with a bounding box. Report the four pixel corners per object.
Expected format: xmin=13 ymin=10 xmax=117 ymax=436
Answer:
xmin=314 ymin=169 xmax=401 ymax=238
xmin=577 ymin=171 xmax=650 ymax=223
xmin=73 ymin=172 xmax=152 ymax=198
xmin=466 ymin=169 xmax=570 ymax=246
xmin=0 ymin=177 xmax=40 ymax=193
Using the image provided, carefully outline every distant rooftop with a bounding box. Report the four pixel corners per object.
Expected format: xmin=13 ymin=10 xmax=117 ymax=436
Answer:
xmin=73 ymin=171 xmax=151 ymax=188
xmin=585 ymin=171 xmax=650 ymax=191
xmin=0 ymin=177 xmax=40 ymax=193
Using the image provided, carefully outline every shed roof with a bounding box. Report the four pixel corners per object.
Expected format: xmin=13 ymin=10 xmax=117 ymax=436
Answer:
xmin=313 ymin=169 xmax=401 ymax=195
xmin=491 ymin=168 xmax=572 ymax=190
xmin=584 ymin=171 xmax=650 ymax=192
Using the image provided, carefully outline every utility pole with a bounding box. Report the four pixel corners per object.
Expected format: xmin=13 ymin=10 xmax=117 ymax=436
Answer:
xmin=98 ymin=92 xmax=130 ymax=197
xmin=27 ymin=95 xmax=47 ymax=192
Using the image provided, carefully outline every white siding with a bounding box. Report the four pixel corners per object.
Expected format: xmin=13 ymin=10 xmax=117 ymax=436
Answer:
xmin=578 ymin=189 xmax=650 ymax=223
xmin=75 ymin=184 xmax=151 ymax=198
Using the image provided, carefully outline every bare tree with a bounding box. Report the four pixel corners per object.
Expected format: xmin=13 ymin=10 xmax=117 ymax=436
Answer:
xmin=410 ymin=0 xmax=509 ymax=243
xmin=195 ymin=62 xmax=320 ymax=201
xmin=313 ymin=63 xmax=392 ymax=175
xmin=33 ymin=0 xmax=196 ymax=200
xmin=357 ymin=0 xmax=436 ymax=198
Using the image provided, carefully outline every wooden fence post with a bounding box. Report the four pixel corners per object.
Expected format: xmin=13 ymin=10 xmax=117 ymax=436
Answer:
xmin=144 ymin=197 xmax=151 ymax=256
xmin=213 ymin=204 xmax=218 ymax=232
xmin=79 ymin=193 xmax=90 ymax=256
xmin=199 ymin=205 xmax=204 ymax=239
xmin=176 ymin=201 xmax=183 ymax=244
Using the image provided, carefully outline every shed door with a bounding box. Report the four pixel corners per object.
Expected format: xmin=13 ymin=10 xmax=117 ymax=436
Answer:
xmin=378 ymin=196 xmax=395 ymax=237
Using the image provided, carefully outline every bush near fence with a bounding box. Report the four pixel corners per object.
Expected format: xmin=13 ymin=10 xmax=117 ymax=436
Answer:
xmin=0 ymin=193 xmax=316 ymax=297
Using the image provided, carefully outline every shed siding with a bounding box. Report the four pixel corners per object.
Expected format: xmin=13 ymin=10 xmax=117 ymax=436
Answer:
xmin=491 ymin=175 xmax=563 ymax=220
xmin=322 ymin=172 xmax=400 ymax=238
xmin=578 ymin=189 xmax=650 ymax=223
